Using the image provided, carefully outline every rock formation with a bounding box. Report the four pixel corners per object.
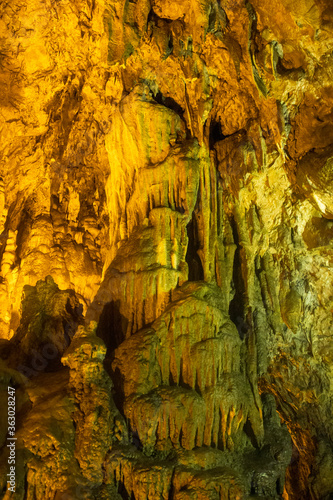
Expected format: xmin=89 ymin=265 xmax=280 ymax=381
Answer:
xmin=0 ymin=0 xmax=333 ymax=498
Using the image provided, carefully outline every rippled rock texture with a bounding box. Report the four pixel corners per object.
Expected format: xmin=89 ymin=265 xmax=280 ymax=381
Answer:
xmin=0 ymin=0 xmax=333 ymax=498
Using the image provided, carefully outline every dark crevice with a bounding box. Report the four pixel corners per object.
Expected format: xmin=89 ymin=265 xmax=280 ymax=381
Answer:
xmin=276 ymin=477 xmax=283 ymax=494
xmin=185 ymin=214 xmax=204 ymax=281
xmin=169 ymin=371 xmax=176 ymax=386
xmin=179 ymin=427 xmax=184 ymax=446
xmin=228 ymin=216 xmax=246 ymax=338
xmin=96 ymin=300 xmax=127 ymax=353
xmin=167 ymin=469 xmax=176 ymax=500
xmin=209 ymin=119 xmax=230 ymax=148
xmin=65 ymin=297 xmax=83 ymax=318
xmin=130 ymin=428 xmax=142 ymax=450
xmin=254 ymin=256 xmax=264 ymax=288
xmin=23 ymin=472 xmax=29 ymax=500
xmin=244 ymin=418 xmax=259 ymax=449
xmin=117 ymin=481 xmax=130 ymax=500
xmin=96 ymin=300 xmax=128 ymax=410
xmin=109 ymin=365 xmax=125 ymax=413
xmin=175 ymin=205 xmax=185 ymax=214
xmin=166 ymin=32 xmax=173 ymax=57
xmin=153 ymin=91 xmax=184 ymax=118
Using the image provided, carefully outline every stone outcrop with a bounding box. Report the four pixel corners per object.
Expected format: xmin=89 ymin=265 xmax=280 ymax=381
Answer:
xmin=0 ymin=0 xmax=333 ymax=498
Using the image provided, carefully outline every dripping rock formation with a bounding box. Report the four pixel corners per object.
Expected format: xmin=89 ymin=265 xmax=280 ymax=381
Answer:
xmin=0 ymin=0 xmax=333 ymax=498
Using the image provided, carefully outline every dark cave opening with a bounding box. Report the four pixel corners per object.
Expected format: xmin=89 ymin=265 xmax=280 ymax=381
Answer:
xmin=209 ymin=119 xmax=229 ymax=148
xmin=95 ymin=301 xmax=129 ymax=412
xmin=228 ymin=217 xmax=247 ymax=338
xmin=167 ymin=33 xmax=173 ymax=55
xmin=185 ymin=214 xmax=204 ymax=281
xmin=153 ymin=90 xmax=185 ymax=118
xmin=117 ymin=480 xmax=131 ymax=500
xmin=96 ymin=300 xmax=127 ymax=354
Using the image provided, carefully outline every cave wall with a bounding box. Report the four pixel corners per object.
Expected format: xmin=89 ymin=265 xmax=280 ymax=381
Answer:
xmin=0 ymin=0 xmax=333 ymax=498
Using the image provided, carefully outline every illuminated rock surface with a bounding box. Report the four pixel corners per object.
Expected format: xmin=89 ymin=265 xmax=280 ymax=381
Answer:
xmin=0 ymin=0 xmax=333 ymax=498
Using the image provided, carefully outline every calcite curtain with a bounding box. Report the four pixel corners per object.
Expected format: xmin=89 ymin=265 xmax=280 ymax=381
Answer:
xmin=0 ymin=0 xmax=333 ymax=498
